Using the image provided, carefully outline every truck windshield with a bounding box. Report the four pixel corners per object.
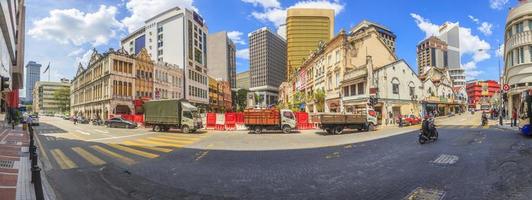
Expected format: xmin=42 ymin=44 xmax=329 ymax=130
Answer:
xmin=183 ymin=111 xmax=193 ymax=119
xmin=283 ymin=111 xmax=294 ymax=119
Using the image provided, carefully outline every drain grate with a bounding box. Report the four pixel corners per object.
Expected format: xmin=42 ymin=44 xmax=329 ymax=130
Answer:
xmin=0 ymin=160 xmax=15 ymax=168
xmin=432 ymin=154 xmax=459 ymax=165
xmin=403 ymin=187 xmax=445 ymax=200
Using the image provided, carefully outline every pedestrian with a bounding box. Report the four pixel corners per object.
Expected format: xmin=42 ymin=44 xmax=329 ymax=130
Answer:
xmin=398 ymin=114 xmax=403 ymax=127
xmin=512 ymin=107 xmax=518 ymax=127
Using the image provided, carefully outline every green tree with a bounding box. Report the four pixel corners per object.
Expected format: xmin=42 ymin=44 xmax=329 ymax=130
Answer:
xmin=53 ymin=87 xmax=70 ymax=114
xmin=236 ymin=89 xmax=248 ymax=111
xmin=313 ymin=89 xmax=326 ymax=112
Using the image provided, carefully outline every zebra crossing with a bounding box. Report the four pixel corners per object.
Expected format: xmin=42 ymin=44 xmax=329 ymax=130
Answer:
xmin=44 ymin=133 xmax=206 ymax=170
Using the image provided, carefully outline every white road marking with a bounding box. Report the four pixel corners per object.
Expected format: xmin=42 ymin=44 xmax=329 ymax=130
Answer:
xmin=85 ymin=132 xmax=153 ymax=142
xmin=76 ymin=130 xmax=91 ymax=135
xmin=94 ymin=129 xmax=110 ymax=134
xmin=433 ymin=154 xmax=459 ymax=165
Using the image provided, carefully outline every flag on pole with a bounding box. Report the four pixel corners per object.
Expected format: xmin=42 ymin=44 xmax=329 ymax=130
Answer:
xmin=43 ymin=62 xmax=50 ymax=73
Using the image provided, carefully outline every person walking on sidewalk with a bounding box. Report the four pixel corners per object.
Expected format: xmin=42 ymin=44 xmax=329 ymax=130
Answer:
xmin=512 ymin=107 xmax=518 ymax=127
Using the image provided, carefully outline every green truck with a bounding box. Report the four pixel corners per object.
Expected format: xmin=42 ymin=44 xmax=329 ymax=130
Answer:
xmin=143 ymin=99 xmax=203 ymax=133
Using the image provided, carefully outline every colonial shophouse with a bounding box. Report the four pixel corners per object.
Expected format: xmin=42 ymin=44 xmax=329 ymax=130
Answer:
xmin=71 ymin=48 xmax=146 ymax=119
xmin=153 ymin=62 xmax=183 ymax=100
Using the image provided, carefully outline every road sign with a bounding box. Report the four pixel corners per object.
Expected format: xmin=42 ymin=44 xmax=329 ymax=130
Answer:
xmin=503 ymin=84 xmax=510 ymax=92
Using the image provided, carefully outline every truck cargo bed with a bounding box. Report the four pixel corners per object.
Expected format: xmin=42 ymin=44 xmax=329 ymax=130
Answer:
xmin=243 ymin=109 xmax=280 ymax=125
xmin=311 ymin=113 xmax=367 ymax=125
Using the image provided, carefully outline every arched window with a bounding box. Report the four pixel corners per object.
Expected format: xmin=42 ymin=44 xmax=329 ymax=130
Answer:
xmin=408 ymin=81 xmax=415 ymax=96
xmin=391 ymin=78 xmax=400 ymax=94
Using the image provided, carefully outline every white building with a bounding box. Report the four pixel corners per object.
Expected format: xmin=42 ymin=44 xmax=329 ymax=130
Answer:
xmin=438 ymin=22 xmax=466 ymax=87
xmin=503 ymin=0 xmax=532 ymax=117
xmin=121 ymin=7 xmax=209 ymax=109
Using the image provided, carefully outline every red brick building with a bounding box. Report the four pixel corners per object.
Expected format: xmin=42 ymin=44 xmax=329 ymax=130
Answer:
xmin=466 ymin=80 xmax=500 ymax=109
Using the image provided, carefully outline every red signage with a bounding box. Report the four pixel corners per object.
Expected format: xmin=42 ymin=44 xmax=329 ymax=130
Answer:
xmin=503 ymin=84 xmax=510 ymax=92
xmin=369 ymin=87 xmax=378 ymax=95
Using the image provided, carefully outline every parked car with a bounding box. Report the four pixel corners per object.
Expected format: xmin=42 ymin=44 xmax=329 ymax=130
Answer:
xmin=105 ymin=117 xmax=137 ymax=129
xmin=397 ymin=114 xmax=421 ymax=126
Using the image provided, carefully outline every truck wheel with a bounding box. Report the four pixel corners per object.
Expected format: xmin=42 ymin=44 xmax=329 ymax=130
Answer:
xmin=282 ymin=125 xmax=291 ymax=134
xmin=325 ymin=128 xmax=333 ymax=135
xmin=254 ymin=126 xmax=263 ymax=134
xmin=153 ymin=125 xmax=162 ymax=132
xmin=334 ymin=126 xmax=344 ymax=134
xmin=182 ymin=125 xmax=190 ymax=134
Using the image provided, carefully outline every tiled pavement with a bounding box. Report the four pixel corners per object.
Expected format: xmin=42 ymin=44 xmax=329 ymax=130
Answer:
xmin=0 ymin=124 xmax=32 ymax=200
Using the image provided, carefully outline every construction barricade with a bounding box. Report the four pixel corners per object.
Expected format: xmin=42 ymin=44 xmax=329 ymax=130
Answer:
xmin=215 ymin=113 xmax=225 ymax=131
xmin=205 ymin=113 xmax=216 ymax=130
xmin=295 ymin=112 xmax=316 ymax=130
xmin=225 ymin=112 xmax=236 ymax=131
xmin=235 ymin=112 xmax=247 ymax=130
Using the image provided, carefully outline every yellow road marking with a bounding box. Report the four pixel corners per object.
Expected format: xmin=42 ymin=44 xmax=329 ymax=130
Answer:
xmin=108 ymin=144 xmax=159 ymax=159
xmin=90 ymin=145 xmax=136 ymax=165
xmin=121 ymin=141 xmax=173 ymax=153
xmin=50 ymin=149 xmax=78 ymax=169
xmin=35 ymin=133 xmax=50 ymax=167
xmin=155 ymin=135 xmax=203 ymax=141
xmin=195 ymin=150 xmax=209 ymax=161
xmin=136 ymin=139 xmax=185 ymax=148
xmin=71 ymin=147 xmax=106 ymax=166
xmin=134 ymin=139 xmax=187 ymax=148
xmin=146 ymin=137 xmax=195 ymax=145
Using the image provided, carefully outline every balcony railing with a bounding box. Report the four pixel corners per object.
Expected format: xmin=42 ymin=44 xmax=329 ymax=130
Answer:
xmin=505 ymin=30 xmax=532 ymax=53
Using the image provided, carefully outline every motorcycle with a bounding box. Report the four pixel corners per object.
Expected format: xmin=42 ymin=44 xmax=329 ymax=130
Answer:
xmin=92 ymin=119 xmax=104 ymax=126
xmin=419 ymin=118 xmax=438 ymax=144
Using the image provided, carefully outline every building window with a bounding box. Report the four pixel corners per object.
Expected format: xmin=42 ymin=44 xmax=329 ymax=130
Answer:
xmin=391 ymin=78 xmax=399 ymax=95
xmin=343 ymin=86 xmax=349 ymax=97
xmin=520 ymin=47 xmax=525 ymax=64
xmin=357 ymin=82 xmax=365 ymax=95
xmin=516 ymin=22 xmax=524 ymax=33
xmin=409 ymin=86 xmax=415 ymax=97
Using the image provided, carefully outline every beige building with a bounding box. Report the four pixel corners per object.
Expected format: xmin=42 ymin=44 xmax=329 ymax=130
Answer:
xmin=71 ymin=48 xmax=137 ymax=119
xmin=503 ymin=0 xmax=532 ymax=117
xmin=236 ymin=71 xmax=250 ymax=90
xmin=153 ymin=62 xmax=182 ymax=99
xmin=416 ymin=36 xmax=448 ymax=75
xmin=135 ymin=49 xmax=154 ymax=99
xmin=207 ymin=32 xmax=237 ymax=89
xmin=286 ymin=8 xmax=334 ymax=79
xmin=33 ymin=80 xmax=71 ymax=115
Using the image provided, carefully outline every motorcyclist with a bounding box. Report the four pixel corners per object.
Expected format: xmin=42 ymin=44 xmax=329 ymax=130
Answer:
xmin=422 ymin=114 xmax=435 ymax=138
xmin=481 ymin=112 xmax=488 ymax=126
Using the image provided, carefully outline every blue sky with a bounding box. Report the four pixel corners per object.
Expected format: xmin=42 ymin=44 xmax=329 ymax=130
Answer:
xmin=23 ymin=0 xmax=518 ymax=96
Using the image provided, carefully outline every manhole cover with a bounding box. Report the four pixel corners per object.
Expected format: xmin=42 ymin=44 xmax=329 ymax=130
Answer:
xmin=433 ymin=154 xmax=459 ymax=165
xmin=403 ymin=187 xmax=445 ymax=200
xmin=0 ymin=160 xmax=15 ymax=168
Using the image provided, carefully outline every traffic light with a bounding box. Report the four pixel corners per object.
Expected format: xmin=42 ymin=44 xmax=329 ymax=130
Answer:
xmin=0 ymin=77 xmax=9 ymax=91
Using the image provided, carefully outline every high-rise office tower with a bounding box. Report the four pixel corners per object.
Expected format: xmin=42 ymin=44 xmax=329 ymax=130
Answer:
xmin=207 ymin=32 xmax=237 ymax=89
xmin=286 ymin=8 xmax=334 ymax=79
xmin=416 ymin=36 xmax=448 ymax=75
xmin=249 ymin=27 xmax=287 ymax=106
xmin=25 ymin=61 xmax=41 ymax=102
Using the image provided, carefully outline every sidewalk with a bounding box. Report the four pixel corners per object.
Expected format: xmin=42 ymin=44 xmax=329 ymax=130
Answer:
xmin=497 ymin=119 xmax=520 ymax=132
xmin=0 ymin=124 xmax=33 ymax=200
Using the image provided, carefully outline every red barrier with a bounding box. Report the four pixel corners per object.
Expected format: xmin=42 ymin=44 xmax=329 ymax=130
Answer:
xmin=235 ymin=112 xmax=244 ymax=124
xmin=295 ymin=112 xmax=309 ymax=125
xmin=206 ymin=113 xmax=216 ymax=129
xmin=120 ymin=114 xmax=144 ymax=123
xmin=225 ymin=112 xmax=236 ymax=125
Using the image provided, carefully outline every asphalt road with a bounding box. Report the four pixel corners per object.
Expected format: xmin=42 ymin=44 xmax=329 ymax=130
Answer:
xmin=33 ymin=115 xmax=532 ymax=200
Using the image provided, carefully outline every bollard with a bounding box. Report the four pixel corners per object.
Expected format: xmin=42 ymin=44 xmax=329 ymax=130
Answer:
xmin=31 ymin=153 xmax=38 ymax=168
xmin=29 ymin=146 xmax=36 ymax=160
xmin=32 ymin=166 xmax=45 ymax=200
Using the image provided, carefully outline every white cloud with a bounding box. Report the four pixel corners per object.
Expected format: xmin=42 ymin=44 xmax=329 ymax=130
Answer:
xmin=28 ymin=5 xmax=124 ymax=46
xmin=496 ymin=44 xmax=504 ymax=57
xmin=468 ymin=15 xmax=479 ymax=23
xmin=478 ymin=22 xmax=493 ymax=36
xmin=75 ymin=49 xmax=94 ymax=67
xmin=245 ymin=0 xmax=344 ymax=33
xmin=468 ymin=15 xmax=493 ymax=36
xmin=411 ymin=13 xmax=492 ymax=80
xmin=236 ymin=48 xmax=249 ymax=60
xmin=410 ymin=13 xmax=440 ymax=38
xmin=490 ymin=0 xmax=509 ymax=10
xmin=277 ymin=24 xmax=286 ymax=39
xmin=227 ymin=31 xmax=246 ymax=45
xmin=242 ymin=0 xmax=280 ymax=9
xmin=67 ymin=48 xmax=85 ymax=57
xmin=122 ymin=0 xmax=196 ymax=33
